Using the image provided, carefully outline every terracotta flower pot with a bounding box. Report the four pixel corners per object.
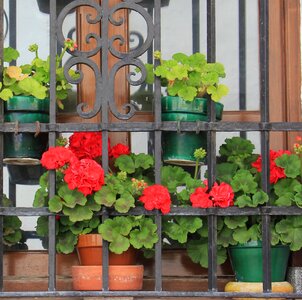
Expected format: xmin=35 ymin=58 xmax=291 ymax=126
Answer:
xmin=71 ymin=265 xmax=144 ymax=291
xmin=76 ymin=234 xmax=136 ymax=265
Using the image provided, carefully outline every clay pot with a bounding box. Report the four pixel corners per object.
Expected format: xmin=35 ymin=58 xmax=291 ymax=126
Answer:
xmin=76 ymin=234 xmax=136 ymax=265
xmin=71 ymin=265 xmax=144 ymax=290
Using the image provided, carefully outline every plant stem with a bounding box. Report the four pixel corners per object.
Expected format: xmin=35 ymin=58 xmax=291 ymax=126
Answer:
xmin=194 ymin=158 xmax=200 ymax=180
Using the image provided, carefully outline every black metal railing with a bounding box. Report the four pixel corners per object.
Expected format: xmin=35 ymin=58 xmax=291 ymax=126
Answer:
xmin=0 ymin=0 xmax=302 ymax=299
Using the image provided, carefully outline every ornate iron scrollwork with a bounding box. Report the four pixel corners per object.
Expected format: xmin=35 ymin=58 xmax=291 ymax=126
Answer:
xmin=57 ymin=0 xmax=154 ymax=120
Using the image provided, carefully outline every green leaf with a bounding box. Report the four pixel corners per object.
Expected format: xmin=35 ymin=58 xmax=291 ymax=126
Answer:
xmin=48 ymin=195 xmax=63 ymax=213
xmin=275 ymin=216 xmax=302 ymax=251
xmin=18 ymin=77 xmax=47 ymax=99
xmin=207 ymin=84 xmax=229 ymax=102
xmin=274 ymin=178 xmax=301 ymax=197
xmin=163 ymin=216 xmax=203 ymax=243
xmin=56 ymin=230 xmax=78 ymax=254
xmin=94 ymin=186 xmax=117 ymax=207
xmin=134 ymin=153 xmax=154 ymax=170
xmin=187 ymin=239 xmax=227 ymax=268
xmin=3 ymin=47 xmax=19 ymax=63
xmin=224 ymin=216 xmax=248 ymax=229
xmin=231 ymin=169 xmax=258 ymax=194
xmin=0 ymin=88 xmax=13 ymax=101
xmin=177 ymin=86 xmax=197 ymax=101
xmin=161 ymin=165 xmax=191 ymax=193
xmin=58 ymin=185 xmax=87 ymax=208
xmin=33 ymin=187 xmax=48 ymax=207
xmin=130 ymin=218 xmax=158 ymax=249
xmin=115 ymin=155 xmax=135 ymax=173
xmin=63 ymin=205 xmax=93 ymax=222
xmin=275 ymin=154 xmax=300 ymax=178
xmin=275 ymin=192 xmax=295 ymax=206
xmin=114 ymin=194 xmax=135 ymax=213
xmin=35 ymin=216 xmax=49 ymax=237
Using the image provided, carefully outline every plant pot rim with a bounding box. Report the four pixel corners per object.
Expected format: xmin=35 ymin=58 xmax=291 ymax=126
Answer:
xmin=77 ymin=233 xmax=103 ymax=248
xmin=229 ymin=240 xmax=289 ymax=249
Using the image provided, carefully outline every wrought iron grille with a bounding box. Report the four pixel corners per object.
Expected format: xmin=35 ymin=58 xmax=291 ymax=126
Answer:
xmin=0 ymin=0 xmax=302 ymax=298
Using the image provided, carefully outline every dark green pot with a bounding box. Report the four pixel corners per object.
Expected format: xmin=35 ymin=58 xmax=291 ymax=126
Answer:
xmin=228 ymin=241 xmax=290 ymax=282
xmin=161 ymin=96 xmax=224 ymax=165
xmin=4 ymin=96 xmax=49 ymax=161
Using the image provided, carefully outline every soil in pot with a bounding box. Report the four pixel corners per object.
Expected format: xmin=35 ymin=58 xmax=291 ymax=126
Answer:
xmin=72 ymin=265 xmax=144 ymax=291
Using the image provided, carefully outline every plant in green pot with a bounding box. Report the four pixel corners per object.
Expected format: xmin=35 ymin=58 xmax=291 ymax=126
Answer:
xmin=145 ymin=51 xmax=229 ymax=165
xmin=214 ymin=136 xmax=302 ymax=284
xmin=1 ymin=39 xmax=78 ymax=165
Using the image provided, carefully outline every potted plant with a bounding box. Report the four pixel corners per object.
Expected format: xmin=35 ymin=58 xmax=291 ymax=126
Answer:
xmin=33 ymin=132 xmax=163 ymax=290
xmin=1 ymin=39 xmax=78 ymax=163
xmin=159 ymin=136 xmax=302 ymax=287
xmin=145 ymin=51 xmax=229 ymax=165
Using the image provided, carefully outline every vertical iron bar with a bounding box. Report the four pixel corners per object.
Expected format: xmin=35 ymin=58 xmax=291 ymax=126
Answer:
xmin=192 ymin=0 xmax=200 ymax=53
xmin=154 ymin=0 xmax=162 ymax=292
xmin=259 ymin=0 xmax=271 ymax=293
xmin=48 ymin=0 xmax=57 ymax=292
xmin=8 ymin=181 xmax=16 ymax=207
xmin=8 ymin=0 xmax=16 ymax=50
xmin=206 ymin=0 xmax=217 ymax=292
xmin=0 ymin=0 xmax=3 ymax=291
xmin=239 ymin=0 xmax=247 ymax=139
xmin=101 ymin=0 xmax=109 ymax=291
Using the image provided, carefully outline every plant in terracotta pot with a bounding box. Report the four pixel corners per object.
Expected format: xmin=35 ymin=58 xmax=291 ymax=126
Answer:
xmin=1 ymin=39 xmax=78 ymax=165
xmin=32 ymin=131 xmax=168 ymax=291
xmin=144 ymin=51 xmax=229 ymax=165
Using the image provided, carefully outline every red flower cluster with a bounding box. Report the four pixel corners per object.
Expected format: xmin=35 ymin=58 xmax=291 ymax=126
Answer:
xmin=190 ymin=181 xmax=234 ymax=208
xmin=41 ymin=146 xmax=76 ymax=170
xmin=251 ymin=149 xmax=291 ymax=184
xmin=110 ymin=143 xmax=131 ymax=158
xmin=139 ymin=184 xmax=171 ymax=214
xmin=40 ymin=132 xmax=131 ymax=197
xmin=64 ymin=159 xmax=105 ymax=196
xmin=69 ymin=132 xmax=105 ymax=160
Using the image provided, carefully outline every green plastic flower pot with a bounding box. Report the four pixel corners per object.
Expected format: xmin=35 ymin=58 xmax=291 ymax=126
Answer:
xmin=161 ymin=96 xmax=224 ymax=165
xmin=228 ymin=241 xmax=290 ymax=282
xmin=4 ymin=96 xmax=49 ymax=161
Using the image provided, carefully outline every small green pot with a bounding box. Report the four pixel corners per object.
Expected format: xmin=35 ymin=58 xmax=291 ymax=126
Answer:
xmin=228 ymin=241 xmax=290 ymax=282
xmin=4 ymin=96 xmax=49 ymax=161
xmin=161 ymin=96 xmax=223 ymax=165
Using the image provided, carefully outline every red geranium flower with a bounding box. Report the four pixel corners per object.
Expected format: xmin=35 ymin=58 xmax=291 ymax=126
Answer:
xmin=110 ymin=143 xmax=131 ymax=158
xmin=64 ymin=159 xmax=105 ymax=196
xmin=41 ymin=146 xmax=77 ymax=170
xmin=139 ymin=184 xmax=171 ymax=214
xmin=209 ymin=182 xmax=234 ymax=208
xmin=69 ymin=132 xmax=111 ymax=160
xmin=190 ymin=186 xmax=213 ymax=208
xmin=251 ymin=149 xmax=291 ymax=184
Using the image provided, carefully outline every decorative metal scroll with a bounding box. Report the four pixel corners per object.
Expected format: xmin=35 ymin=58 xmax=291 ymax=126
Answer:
xmin=57 ymin=0 xmax=155 ymax=120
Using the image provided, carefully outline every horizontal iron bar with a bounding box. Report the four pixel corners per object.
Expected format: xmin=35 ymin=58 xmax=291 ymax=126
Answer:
xmin=1 ymin=121 xmax=302 ymax=133
xmin=0 ymin=290 xmax=300 ymax=298
xmin=0 ymin=206 xmax=301 ymax=216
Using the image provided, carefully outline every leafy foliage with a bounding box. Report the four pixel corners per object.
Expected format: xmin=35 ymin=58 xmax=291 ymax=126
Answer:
xmin=0 ymin=42 xmax=79 ymax=109
xmin=145 ymin=52 xmax=229 ymax=102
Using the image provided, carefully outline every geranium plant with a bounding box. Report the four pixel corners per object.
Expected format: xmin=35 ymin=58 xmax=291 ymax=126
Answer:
xmin=0 ymin=38 xmax=79 ymax=109
xmin=144 ymin=51 xmax=229 ymax=102
xmin=213 ymin=136 xmax=302 ymax=262
xmin=33 ymin=132 xmax=171 ymax=255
